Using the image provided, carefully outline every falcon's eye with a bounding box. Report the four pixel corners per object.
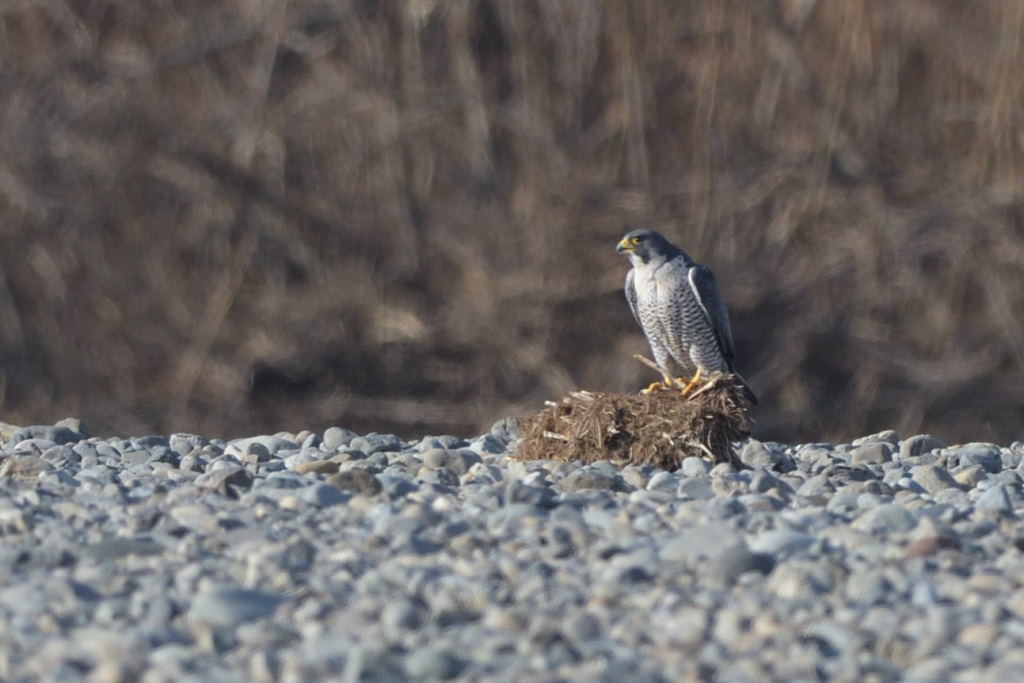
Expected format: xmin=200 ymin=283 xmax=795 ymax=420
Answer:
xmin=631 ymin=236 xmax=642 ymax=244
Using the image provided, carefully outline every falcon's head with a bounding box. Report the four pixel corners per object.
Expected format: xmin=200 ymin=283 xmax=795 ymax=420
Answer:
xmin=615 ymin=229 xmax=681 ymax=265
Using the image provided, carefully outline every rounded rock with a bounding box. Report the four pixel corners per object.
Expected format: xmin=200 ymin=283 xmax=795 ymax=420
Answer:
xmin=404 ymin=647 xmax=463 ymax=680
xmin=899 ymin=434 xmax=947 ymax=460
xmin=189 ymin=587 xmax=284 ymax=629
xmin=327 ymin=470 xmax=383 ymax=496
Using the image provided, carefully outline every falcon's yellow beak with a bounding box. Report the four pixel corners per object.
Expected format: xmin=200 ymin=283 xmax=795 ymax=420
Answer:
xmin=616 ymin=237 xmax=634 ymax=254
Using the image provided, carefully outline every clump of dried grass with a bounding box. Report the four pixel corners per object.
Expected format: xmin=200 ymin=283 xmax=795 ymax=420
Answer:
xmin=516 ymin=373 xmax=751 ymax=469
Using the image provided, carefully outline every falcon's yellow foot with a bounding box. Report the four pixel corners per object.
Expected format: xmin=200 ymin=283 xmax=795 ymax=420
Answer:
xmin=679 ymin=369 xmax=703 ymax=397
xmin=641 ymin=380 xmax=668 ymax=394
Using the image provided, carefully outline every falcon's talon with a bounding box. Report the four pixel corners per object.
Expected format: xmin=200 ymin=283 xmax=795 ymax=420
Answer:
xmin=640 ymin=381 xmax=664 ymax=395
xmin=679 ymin=369 xmax=703 ymax=397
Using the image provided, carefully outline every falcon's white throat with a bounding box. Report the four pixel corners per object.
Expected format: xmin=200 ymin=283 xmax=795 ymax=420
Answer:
xmin=627 ymin=250 xmax=671 ymax=269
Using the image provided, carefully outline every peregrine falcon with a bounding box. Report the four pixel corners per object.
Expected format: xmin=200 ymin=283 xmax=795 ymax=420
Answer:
xmin=616 ymin=229 xmax=758 ymax=405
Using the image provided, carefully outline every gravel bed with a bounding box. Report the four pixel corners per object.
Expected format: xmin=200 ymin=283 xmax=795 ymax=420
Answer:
xmin=1 ymin=419 xmax=1024 ymax=681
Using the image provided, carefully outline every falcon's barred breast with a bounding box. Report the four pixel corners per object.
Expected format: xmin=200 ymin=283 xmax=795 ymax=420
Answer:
xmin=616 ymin=229 xmax=757 ymax=404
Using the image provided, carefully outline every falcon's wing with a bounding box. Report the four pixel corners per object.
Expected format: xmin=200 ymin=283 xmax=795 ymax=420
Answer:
xmin=687 ymin=264 xmax=736 ymax=366
xmin=624 ymin=269 xmax=641 ymax=327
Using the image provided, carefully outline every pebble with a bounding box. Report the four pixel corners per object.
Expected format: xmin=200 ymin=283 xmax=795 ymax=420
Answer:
xmin=349 ymin=433 xmax=403 ymax=455
xmin=194 ymin=466 xmax=253 ymax=496
xmin=189 ymin=587 xmax=285 ymax=629
xmin=301 ymin=482 xmax=348 ymax=507
xmin=900 ymin=434 xmax=947 ymax=459
xmin=975 ymin=483 xmax=1013 ymax=514
xmin=0 ymin=420 xmax=1017 ymax=680
xmin=912 ymin=464 xmax=961 ymax=495
xmin=229 ymin=435 xmax=298 ymax=457
xmin=293 ymin=460 xmax=340 ymax=475
xmin=404 ymin=647 xmax=464 ymax=680
xmin=954 ymin=465 xmax=988 ymax=487
xmin=327 ymin=470 xmax=383 ymax=496
xmin=322 ymin=426 xmax=356 ymax=451
xmin=679 ymin=456 xmax=712 ymax=477
xmin=557 ymin=468 xmax=625 ymax=492
xmin=957 ymin=444 xmax=1003 ymax=473
xmin=677 ymin=477 xmax=714 ymax=500
xmin=749 ymin=529 xmax=814 ymax=558
xmin=740 ymin=440 xmax=781 ymax=469
xmin=421 ymin=448 xmax=480 ymax=475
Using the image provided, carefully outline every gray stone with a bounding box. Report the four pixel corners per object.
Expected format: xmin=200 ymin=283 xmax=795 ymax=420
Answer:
xmin=996 ymin=469 xmax=1023 ymax=485
xmin=805 ymin=620 xmax=864 ymax=655
xmin=677 ymin=478 xmax=714 ymax=502
xmin=379 ymin=475 xmax=419 ymax=499
xmin=620 ymin=466 xmax=649 ymax=490
xmin=82 ymin=536 xmax=163 ymax=561
xmin=421 ymin=448 xmax=480 ymax=475
xmin=852 ymin=503 xmax=917 ymax=533
xmin=912 ymin=464 xmax=961 ymax=495
xmin=189 ymin=587 xmax=284 ymax=629
xmin=826 ymin=489 xmax=861 ymax=514
xmin=39 ymin=470 xmax=79 ymax=488
xmin=932 ymin=487 xmax=970 ymax=506
xmin=7 ymin=425 xmax=84 ymax=447
xmin=490 ymin=417 xmax=520 ymax=443
xmin=854 ymin=430 xmax=900 ymax=446
xmin=419 ymin=468 xmax=459 ymax=488
xmin=322 ymin=427 xmax=356 ymax=451
xmin=850 ymin=442 xmax=895 ymax=465
xmin=900 ymin=434 xmax=947 ymax=460
xmin=740 ymin=440 xmax=792 ymax=471
xmin=121 ymin=449 xmax=155 ymax=466
xmin=404 ymin=647 xmax=463 ymax=680
xmin=707 ymin=543 xmax=774 ymax=582
xmin=975 ymin=483 xmax=1013 ymax=514
xmin=661 ymin=523 xmax=742 ymax=563
xmin=953 ymin=465 xmax=988 ymax=487
xmin=230 ymin=435 xmax=298 ymax=456
xmin=55 ymin=418 xmax=90 ymax=437
xmin=911 ymin=581 xmax=940 ymax=607
xmin=956 ymin=444 xmax=1002 ymax=473
xmin=0 ymin=455 xmax=50 ymax=478
xmin=301 ymin=483 xmax=349 ymax=507
xmin=243 ymin=442 xmax=272 ymax=462
xmin=195 ymin=466 xmax=253 ymax=496
xmin=131 ymin=435 xmax=169 ymax=448
xmin=284 ymin=450 xmax=317 ymax=469
xmin=326 ymin=469 xmax=382 ymax=496
xmin=845 ymin=570 xmax=890 ymax=604
xmin=349 ymin=433 xmax=403 ymax=455
xmin=679 ymin=457 xmax=712 ymax=477
xmin=749 ymin=529 xmax=814 ymax=557
xmin=557 ymin=469 xmax=625 ymax=492
xmin=179 ymin=454 xmax=202 ymax=472
xmin=417 ymin=435 xmax=469 ymax=451
xmin=748 ymin=468 xmax=781 ymax=494
xmin=798 ymin=474 xmax=834 ymax=496
xmin=381 ymin=598 xmax=421 ymax=632
xmin=767 ymin=564 xmax=831 ymax=600
xmin=169 ymin=433 xmax=206 ymax=454
xmin=469 ymin=434 xmax=506 ymax=455
xmin=11 ymin=438 xmax=57 ymax=452
xmin=646 ymin=471 xmax=678 ymax=493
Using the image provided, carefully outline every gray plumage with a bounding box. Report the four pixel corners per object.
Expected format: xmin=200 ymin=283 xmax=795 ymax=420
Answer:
xmin=616 ymin=229 xmax=757 ymax=404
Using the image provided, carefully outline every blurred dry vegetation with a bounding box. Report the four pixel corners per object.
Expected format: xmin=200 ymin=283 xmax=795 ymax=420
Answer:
xmin=2 ymin=0 xmax=1024 ymax=444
